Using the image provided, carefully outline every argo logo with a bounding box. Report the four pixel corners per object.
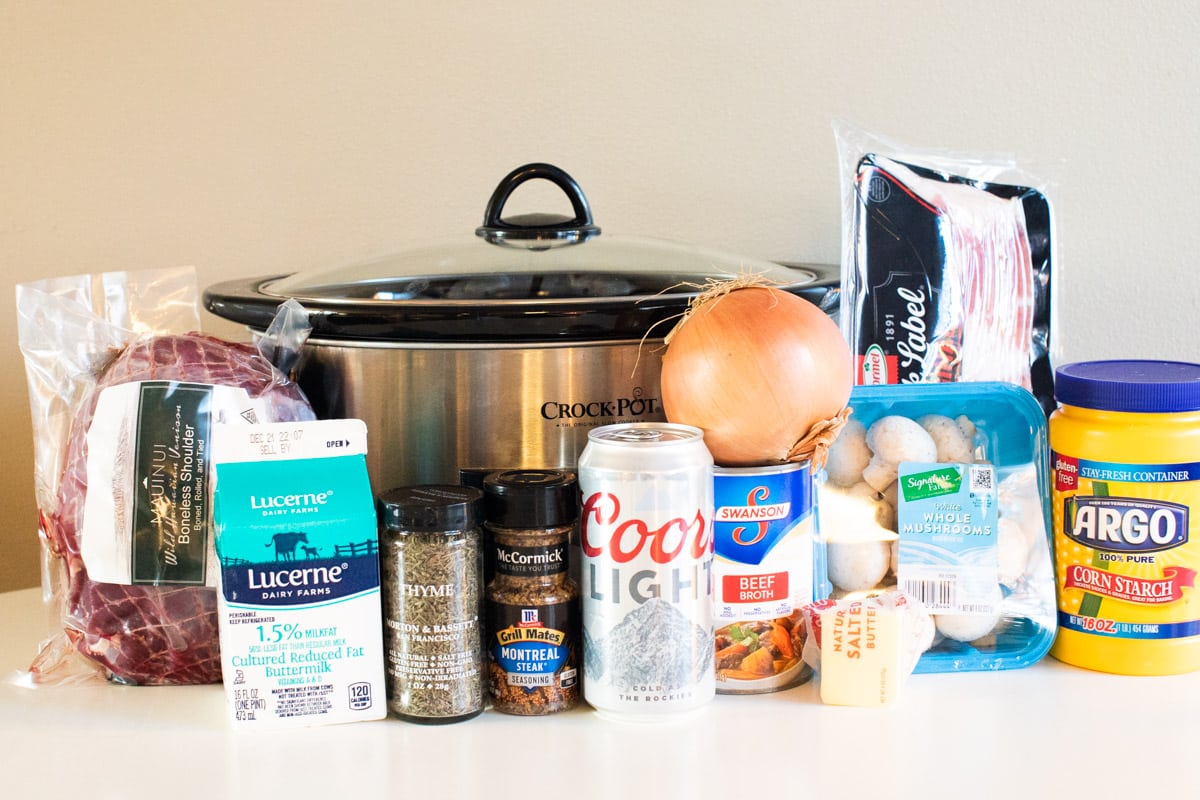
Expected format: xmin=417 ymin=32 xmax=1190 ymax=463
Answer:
xmin=1066 ymin=496 xmax=1189 ymax=553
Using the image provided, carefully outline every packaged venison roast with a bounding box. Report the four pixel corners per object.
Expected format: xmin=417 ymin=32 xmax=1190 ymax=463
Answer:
xmin=15 ymin=267 xmax=315 ymax=686
xmin=834 ymin=121 xmax=1058 ymax=415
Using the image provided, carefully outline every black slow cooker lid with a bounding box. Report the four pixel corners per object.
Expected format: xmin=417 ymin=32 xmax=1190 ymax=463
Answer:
xmin=204 ymin=163 xmax=837 ymax=344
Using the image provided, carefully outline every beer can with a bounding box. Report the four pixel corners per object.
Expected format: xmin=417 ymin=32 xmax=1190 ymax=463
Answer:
xmin=577 ymin=422 xmax=715 ymax=718
xmin=712 ymin=462 xmax=817 ymax=694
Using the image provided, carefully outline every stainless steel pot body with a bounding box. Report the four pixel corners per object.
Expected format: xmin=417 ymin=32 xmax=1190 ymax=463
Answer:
xmin=206 ymin=167 xmax=840 ymax=493
xmin=295 ymin=336 xmax=666 ymax=493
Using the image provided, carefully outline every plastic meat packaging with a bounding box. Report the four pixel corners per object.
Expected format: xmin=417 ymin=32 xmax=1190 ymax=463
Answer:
xmin=818 ymin=382 xmax=1056 ymax=672
xmin=834 ymin=120 xmax=1058 ymax=414
xmin=15 ymin=267 xmax=316 ymax=686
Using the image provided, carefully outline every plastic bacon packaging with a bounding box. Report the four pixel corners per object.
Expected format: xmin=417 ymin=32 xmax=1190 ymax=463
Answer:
xmin=833 ymin=120 xmax=1057 ymax=415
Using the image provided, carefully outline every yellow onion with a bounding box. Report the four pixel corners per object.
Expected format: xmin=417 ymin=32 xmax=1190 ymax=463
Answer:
xmin=660 ymin=283 xmax=853 ymax=467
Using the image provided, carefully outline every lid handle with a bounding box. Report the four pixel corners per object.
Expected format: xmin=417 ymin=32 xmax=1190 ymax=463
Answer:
xmin=475 ymin=163 xmax=601 ymax=250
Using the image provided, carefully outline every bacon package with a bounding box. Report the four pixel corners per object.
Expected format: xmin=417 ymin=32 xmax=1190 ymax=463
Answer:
xmin=15 ymin=268 xmax=315 ymax=686
xmin=834 ymin=121 xmax=1057 ymax=414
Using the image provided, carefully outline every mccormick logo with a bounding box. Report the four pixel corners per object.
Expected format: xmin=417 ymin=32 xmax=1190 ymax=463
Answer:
xmin=1065 ymin=497 xmax=1189 ymax=553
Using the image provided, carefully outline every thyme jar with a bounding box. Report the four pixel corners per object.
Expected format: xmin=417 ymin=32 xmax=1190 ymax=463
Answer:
xmin=379 ymin=485 xmax=484 ymax=724
xmin=483 ymin=469 xmax=581 ymax=715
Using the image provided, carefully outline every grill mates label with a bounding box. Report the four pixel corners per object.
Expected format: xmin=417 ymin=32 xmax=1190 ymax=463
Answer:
xmin=488 ymin=601 xmax=578 ymax=689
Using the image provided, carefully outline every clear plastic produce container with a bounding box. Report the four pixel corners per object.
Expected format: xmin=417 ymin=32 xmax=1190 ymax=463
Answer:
xmin=817 ymin=382 xmax=1055 ymax=672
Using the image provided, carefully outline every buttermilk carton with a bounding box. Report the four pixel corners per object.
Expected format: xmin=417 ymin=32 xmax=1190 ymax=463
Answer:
xmin=211 ymin=418 xmax=385 ymax=728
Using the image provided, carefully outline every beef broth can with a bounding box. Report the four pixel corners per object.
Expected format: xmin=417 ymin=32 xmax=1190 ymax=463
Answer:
xmin=577 ymin=422 xmax=715 ymax=718
xmin=713 ymin=462 xmax=816 ymax=694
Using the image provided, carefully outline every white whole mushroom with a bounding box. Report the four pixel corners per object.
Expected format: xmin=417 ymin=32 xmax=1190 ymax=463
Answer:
xmin=845 ymin=481 xmax=895 ymax=531
xmin=825 ymin=418 xmax=871 ymax=488
xmin=934 ymin=583 xmax=1005 ymax=643
xmin=917 ymin=414 xmax=977 ymax=464
xmin=862 ymin=415 xmax=938 ymax=493
xmin=826 ymin=538 xmax=893 ymax=593
xmin=997 ymin=516 xmax=1035 ymax=589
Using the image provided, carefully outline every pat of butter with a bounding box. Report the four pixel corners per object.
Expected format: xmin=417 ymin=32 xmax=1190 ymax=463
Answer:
xmin=818 ymin=601 xmax=900 ymax=706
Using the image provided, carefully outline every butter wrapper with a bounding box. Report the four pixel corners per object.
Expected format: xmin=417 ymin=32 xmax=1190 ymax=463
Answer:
xmin=801 ymin=590 xmax=934 ymax=706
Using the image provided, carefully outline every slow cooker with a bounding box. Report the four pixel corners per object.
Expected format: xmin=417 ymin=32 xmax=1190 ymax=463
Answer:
xmin=204 ymin=163 xmax=838 ymax=493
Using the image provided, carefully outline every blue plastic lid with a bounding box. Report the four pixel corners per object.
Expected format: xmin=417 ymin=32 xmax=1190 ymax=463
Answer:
xmin=1055 ymin=360 xmax=1200 ymax=413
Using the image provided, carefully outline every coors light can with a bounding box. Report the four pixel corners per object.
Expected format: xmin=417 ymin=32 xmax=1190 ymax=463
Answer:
xmin=577 ymin=422 xmax=715 ymax=718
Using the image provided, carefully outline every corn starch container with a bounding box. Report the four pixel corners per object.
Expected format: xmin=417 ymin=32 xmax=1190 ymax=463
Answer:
xmin=1050 ymin=360 xmax=1200 ymax=675
xmin=212 ymin=418 xmax=386 ymax=727
xmin=712 ymin=462 xmax=817 ymax=693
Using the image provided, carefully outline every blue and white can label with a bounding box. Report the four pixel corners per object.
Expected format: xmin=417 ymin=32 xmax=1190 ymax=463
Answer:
xmin=712 ymin=462 xmax=816 ymax=693
xmin=714 ymin=462 xmax=816 ymax=617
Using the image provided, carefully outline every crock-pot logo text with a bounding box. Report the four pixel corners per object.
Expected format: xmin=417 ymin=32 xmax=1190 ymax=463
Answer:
xmin=540 ymin=389 xmax=660 ymax=421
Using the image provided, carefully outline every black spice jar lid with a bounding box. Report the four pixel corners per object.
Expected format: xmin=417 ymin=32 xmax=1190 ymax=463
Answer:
xmin=378 ymin=485 xmax=483 ymax=533
xmin=483 ymin=469 xmax=578 ymax=529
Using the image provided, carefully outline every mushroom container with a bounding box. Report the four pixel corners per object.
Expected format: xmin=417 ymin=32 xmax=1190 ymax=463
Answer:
xmin=817 ymin=381 xmax=1056 ymax=672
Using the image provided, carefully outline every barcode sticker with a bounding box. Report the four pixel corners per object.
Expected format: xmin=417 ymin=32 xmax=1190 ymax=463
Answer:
xmin=899 ymin=573 xmax=958 ymax=612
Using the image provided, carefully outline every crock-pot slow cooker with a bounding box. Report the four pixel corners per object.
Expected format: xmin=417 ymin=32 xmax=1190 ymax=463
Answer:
xmin=204 ymin=163 xmax=838 ymax=493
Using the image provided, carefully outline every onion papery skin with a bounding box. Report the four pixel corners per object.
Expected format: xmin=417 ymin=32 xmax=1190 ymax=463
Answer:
xmin=660 ymin=286 xmax=852 ymax=467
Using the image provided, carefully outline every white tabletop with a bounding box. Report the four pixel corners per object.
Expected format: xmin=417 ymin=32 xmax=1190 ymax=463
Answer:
xmin=2 ymin=586 xmax=1196 ymax=800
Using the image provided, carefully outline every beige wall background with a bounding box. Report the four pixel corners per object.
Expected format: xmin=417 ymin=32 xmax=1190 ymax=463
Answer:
xmin=2 ymin=2 xmax=1198 ymax=592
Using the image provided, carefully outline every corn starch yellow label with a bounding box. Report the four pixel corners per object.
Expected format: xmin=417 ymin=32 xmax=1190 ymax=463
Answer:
xmin=1050 ymin=359 xmax=1200 ymax=675
xmin=1052 ymin=453 xmax=1199 ymax=643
